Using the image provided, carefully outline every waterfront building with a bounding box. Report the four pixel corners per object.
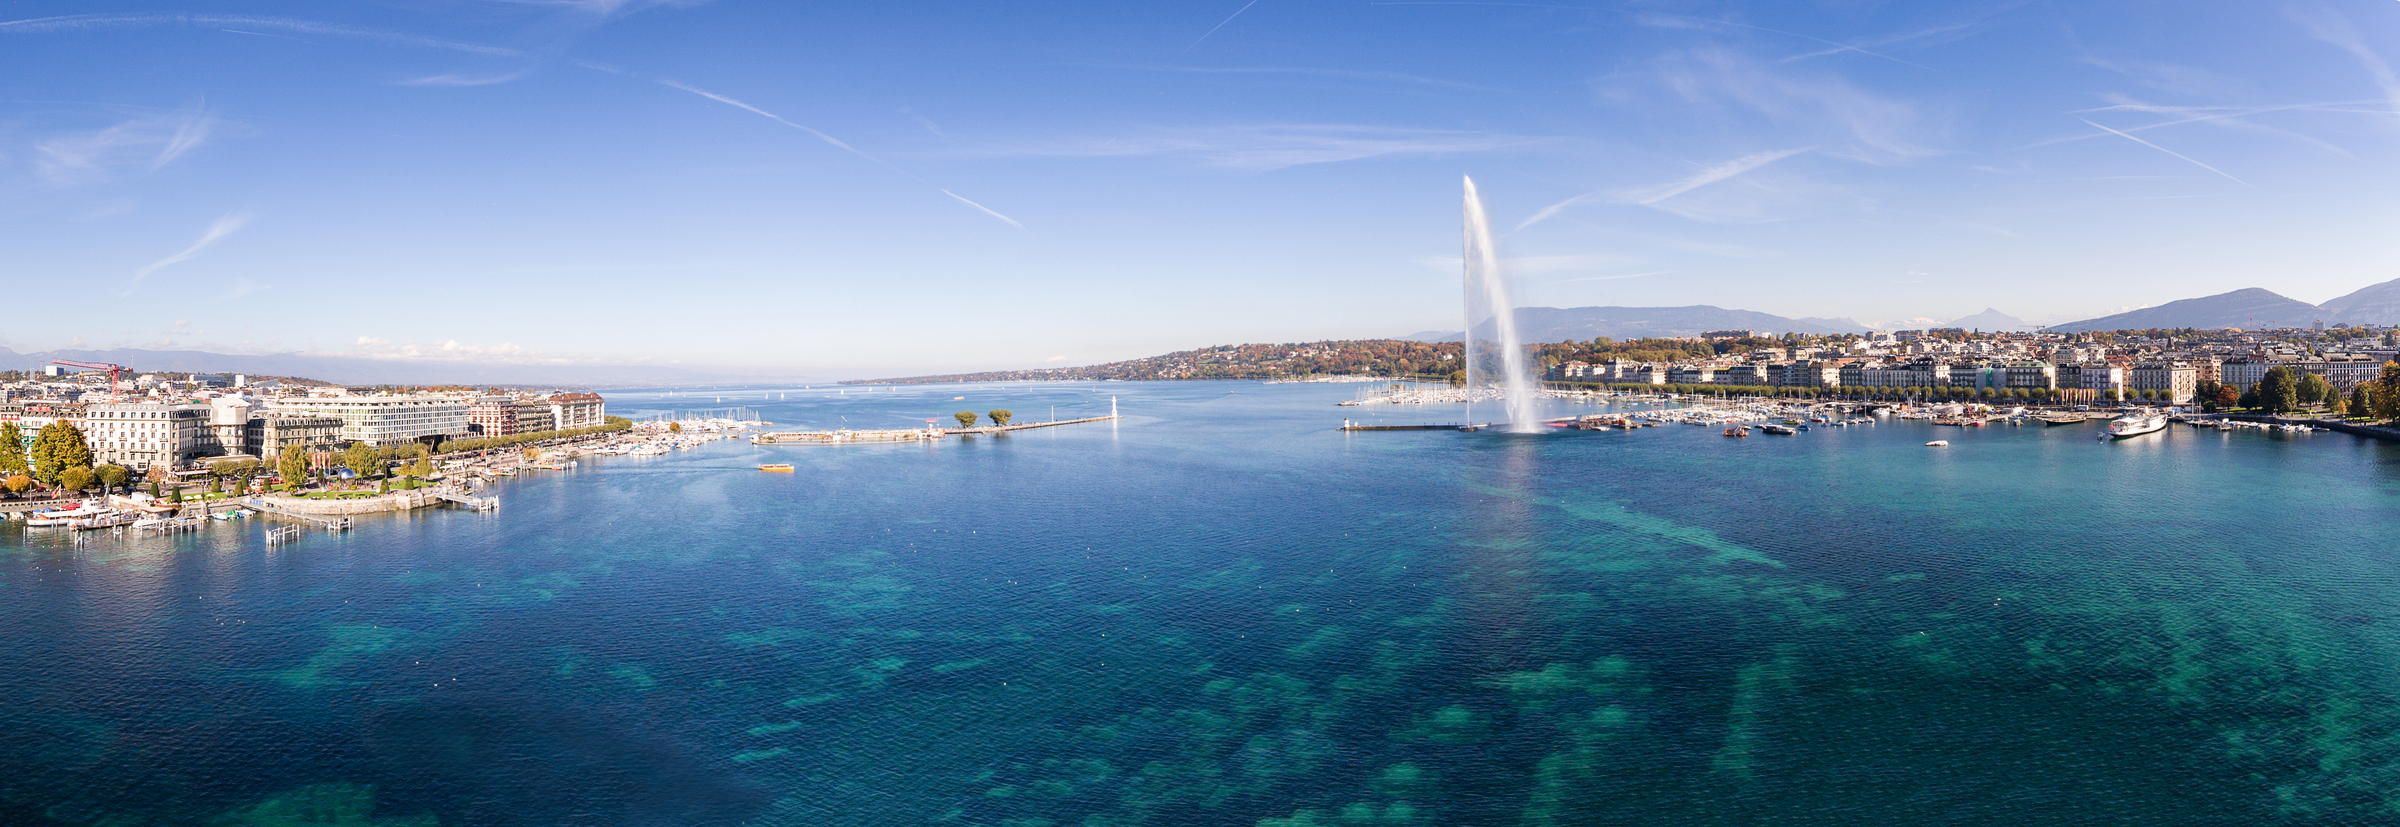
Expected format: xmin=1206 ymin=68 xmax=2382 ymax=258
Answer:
xmin=246 ymin=414 xmax=346 ymax=459
xmin=2312 ymin=355 xmax=2385 ymax=390
xmin=2058 ymin=363 xmax=2126 ymax=394
xmin=82 ymin=402 xmax=211 ymax=471
xmin=546 ymin=392 xmax=607 ymax=431
xmin=1997 ymin=361 xmax=2057 ymax=390
xmin=270 ymin=393 xmax=471 ymax=447
xmin=2218 ymin=356 xmax=2286 ymax=389
xmin=2127 ymin=362 xmax=2198 ymax=403
xmin=1667 ymin=366 xmax=1716 ymax=385
xmin=468 ymin=396 xmax=521 ymax=436
xmin=1776 ymin=361 xmax=1839 ymax=388
xmin=512 ymin=399 xmax=554 ymax=433
xmin=1712 ymin=364 xmax=1769 ymax=386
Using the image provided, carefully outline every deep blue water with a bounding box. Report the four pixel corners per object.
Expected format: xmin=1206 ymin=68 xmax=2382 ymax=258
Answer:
xmin=7 ymin=381 xmax=2400 ymax=826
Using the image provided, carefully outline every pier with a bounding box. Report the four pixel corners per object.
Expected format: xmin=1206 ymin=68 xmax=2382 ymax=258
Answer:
xmin=242 ymin=498 xmax=353 ymax=532
xmin=757 ymin=415 xmax=1120 ymax=445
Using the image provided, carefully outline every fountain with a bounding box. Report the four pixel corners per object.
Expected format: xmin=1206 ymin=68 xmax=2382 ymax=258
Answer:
xmin=1461 ymin=177 xmax=1541 ymax=432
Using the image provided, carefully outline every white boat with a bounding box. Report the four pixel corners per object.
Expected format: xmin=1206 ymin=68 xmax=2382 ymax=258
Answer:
xmin=2104 ymin=411 xmax=2167 ymax=440
xmin=1926 ymin=440 xmax=1949 ymax=447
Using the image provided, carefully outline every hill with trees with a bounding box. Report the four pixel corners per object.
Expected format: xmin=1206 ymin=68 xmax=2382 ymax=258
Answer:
xmin=845 ymin=340 xmax=1466 ymax=384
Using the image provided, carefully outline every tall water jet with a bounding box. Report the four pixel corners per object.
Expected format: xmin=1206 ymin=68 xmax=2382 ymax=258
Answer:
xmin=1461 ymin=176 xmax=1541 ymax=432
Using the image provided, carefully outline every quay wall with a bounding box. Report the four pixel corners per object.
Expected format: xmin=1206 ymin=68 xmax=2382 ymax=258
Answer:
xmin=2220 ymin=414 xmax=2400 ymax=443
xmin=257 ymin=490 xmax=443 ymax=515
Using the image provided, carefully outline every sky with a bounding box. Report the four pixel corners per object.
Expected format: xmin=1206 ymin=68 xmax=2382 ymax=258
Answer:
xmin=3 ymin=1 xmax=2397 ymax=378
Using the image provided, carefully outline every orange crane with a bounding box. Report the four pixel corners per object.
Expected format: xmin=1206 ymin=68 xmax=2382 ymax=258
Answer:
xmin=50 ymin=360 xmax=130 ymax=395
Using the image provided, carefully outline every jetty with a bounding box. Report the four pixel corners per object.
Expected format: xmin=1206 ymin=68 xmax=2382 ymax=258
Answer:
xmin=242 ymin=498 xmax=353 ymax=532
xmin=756 ymin=415 xmax=1120 ymax=445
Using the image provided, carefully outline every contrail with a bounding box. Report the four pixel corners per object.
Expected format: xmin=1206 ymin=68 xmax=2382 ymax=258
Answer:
xmin=1186 ymin=0 xmax=1265 ymax=53
xmin=1517 ymin=147 xmax=1807 ymax=230
xmin=122 ymin=213 xmax=250 ymax=295
xmin=2075 ymin=117 xmax=2249 ymax=186
xmin=655 ymin=77 xmax=1025 ymax=228
xmin=657 ymin=80 xmax=863 ymax=155
xmin=943 ymin=190 xmax=1024 ymax=228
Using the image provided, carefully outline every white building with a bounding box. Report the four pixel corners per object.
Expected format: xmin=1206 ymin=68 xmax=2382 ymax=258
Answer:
xmin=269 ymin=393 xmax=471 ymax=447
xmin=83 ymin=403 xmax=211 ymax=471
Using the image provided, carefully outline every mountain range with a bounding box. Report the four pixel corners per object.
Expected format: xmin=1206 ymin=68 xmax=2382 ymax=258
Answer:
xmin=1 ymin=346 xmax=806 ymax=387
xmin=2045 ymin=276 xmax=2400 ymax=332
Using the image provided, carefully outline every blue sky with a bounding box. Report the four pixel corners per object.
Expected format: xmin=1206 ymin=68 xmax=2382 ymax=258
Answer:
xmin=4 ymin=1 xmax=2397 ymax=377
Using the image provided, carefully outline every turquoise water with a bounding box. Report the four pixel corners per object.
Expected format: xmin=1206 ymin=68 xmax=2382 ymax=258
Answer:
xmin=5 ymin=382 xmax=2400 ymax=826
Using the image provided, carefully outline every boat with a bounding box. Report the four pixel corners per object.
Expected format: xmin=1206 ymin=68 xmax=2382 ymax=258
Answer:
xmin=1760 ymin=424 xmax=1797 ymax=435
xmin=1926 ymin=440 xmax=1949 ymax=447
xmin=758 ymin=464 xmax=795 ymax=472
xmin=1722 ymin=427 xmax=1747 ymax=438
xmin=2104 ymin=411 xmax=2168 ymax=440
xmin=2040 ymin=413 xmax=2084 ymax=426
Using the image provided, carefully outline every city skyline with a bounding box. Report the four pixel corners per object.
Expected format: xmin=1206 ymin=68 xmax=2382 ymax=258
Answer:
xmin=4 ymin=1 xmax=2397 ymax=376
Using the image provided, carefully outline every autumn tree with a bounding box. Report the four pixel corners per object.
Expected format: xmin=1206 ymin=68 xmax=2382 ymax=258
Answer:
xmin=57 ymin=465 xmax=95 ymax=492
xmin=30 ymin=421 xmax=92 ymax=485
xmin=94 ymin=464 xmax=130 ymax=493
xmin=0 ymin=422 xmax=23 ymax=475
xmin=343 ymin=442 xmax=382 ymax=479
xmin=279 ymin=445 xmax=309 ymax=491
xmin=954 ymin=411 xmax=977 ymax=429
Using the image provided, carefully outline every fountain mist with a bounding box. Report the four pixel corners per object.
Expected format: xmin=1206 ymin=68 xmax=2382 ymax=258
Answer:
xmin=1461 ymin=177 xmax=1540 ymax=432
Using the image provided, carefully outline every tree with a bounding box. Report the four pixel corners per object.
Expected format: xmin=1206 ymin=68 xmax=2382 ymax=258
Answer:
xmin=988 ymin=409 xmax=1013 ymax=427
xmin=954 ymin=411 xmax=978 ymax=429
xmin=2256 ymin=367 xmax=2300 ymax=414
xmin=29 ymin=421 xmax=92 ymax=486
xmin=0 ymin=422 xmax=23 ymax=475
xmin=279 ymin=445 xmax=309 ymax=491
xmin=94 ymin=464 xmax=130 ymax=493
xmin=343 ymin=441 xmax=382 ymax=480
xmin=2215 ymin=383 xmax=2240 ymax=408
xmin=3 ymin=475 xmax=29 ymax=496
xmin=2195 ymin=380 xmax=2223 ymax=406
xmin=669 ymin=421 xmax=682 ymax=433
xmin=2354 ymin=384 xmax=2377 ymax=421
xmin=2376 ymin=361 xmax=2400 ymax=423
xmin=57 ymin=465 xmax=94 ymax=493
xmin=2297 ymin=372 xmax=2333 ymax=407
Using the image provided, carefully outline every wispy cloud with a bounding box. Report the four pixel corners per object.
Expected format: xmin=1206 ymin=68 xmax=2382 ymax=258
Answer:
xmin=967 ymin=125 xmax=1542 ymax=171
xmin=35 ymin=106 xmax=219 ymax=185
xmin=0 ymin=13 xmax=525 ymax=57
xmin=122 ymin=213 xmax=251 ymax=296
xmin=1516 ymin=147 xmax=1808 ymax=230
xmin=1630 ymin=10 xmax=1936 ymax=71
xmin=1645 ymin=49 xmax=1935 ymax=163
xmin=478 ymin=0 xmax=705 ymax=17
xmin=328 ymin=337 xmax=577 ymax=364
xmin=2285 ymin=4 xmax=2400 ymax=113
xmin=2074 ymin=117 xmax=2248 ymax=186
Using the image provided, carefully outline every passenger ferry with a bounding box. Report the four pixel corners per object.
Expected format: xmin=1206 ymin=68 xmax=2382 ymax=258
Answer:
xmin=2103 ymin=410 xmax=2168 ymax=440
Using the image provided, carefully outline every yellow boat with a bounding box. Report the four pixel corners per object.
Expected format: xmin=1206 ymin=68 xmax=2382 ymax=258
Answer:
xmin=758 ymin=464 xmax=794 ymax=472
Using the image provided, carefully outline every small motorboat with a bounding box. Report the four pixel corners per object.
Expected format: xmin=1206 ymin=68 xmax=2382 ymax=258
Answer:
xmin=1926 ymin=440 xmax=1949 ymax=447
xmin=758 ymin=464 xmax=795 ymax=472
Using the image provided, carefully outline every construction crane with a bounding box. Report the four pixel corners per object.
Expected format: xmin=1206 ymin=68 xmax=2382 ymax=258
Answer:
xmin=49 ymin=360 xmax=130 ymax=395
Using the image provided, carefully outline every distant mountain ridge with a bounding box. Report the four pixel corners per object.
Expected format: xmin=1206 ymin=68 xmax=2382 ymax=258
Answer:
xmin=2321 ymin=277 xmax=2400 ymax=325
xmin=2046 ymin=288 xmax=2333 ymax=332
xmin=1943 ymin=308 xmax=2037 ymax=332
xmin=0 ymin=346 xmax=806 ymax=387
xmin=1403 ymin=304 xmax=1867 ymax=342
